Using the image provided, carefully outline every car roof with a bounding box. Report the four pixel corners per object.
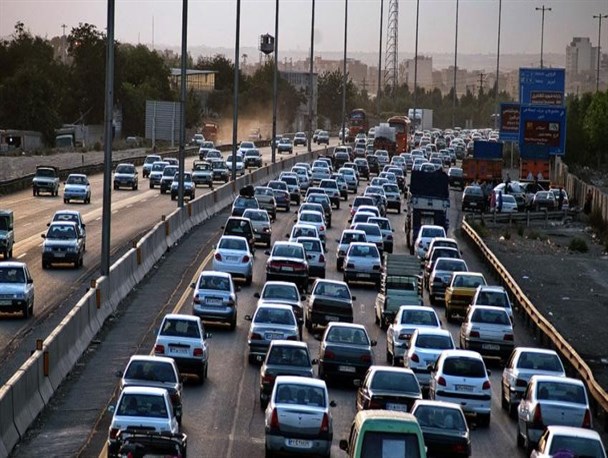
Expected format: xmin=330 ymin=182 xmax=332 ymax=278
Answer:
xmin=127 ymin=355 xmax=176 ymax=365
xmin=476 ymin=285 xmax=506 ymax=293
xmin=468 ymin=305 xmax=510 ymax=314
xmin=274 ymin=241 xmax=305 ymax=248
xmin=413 ymin=328 xmax=452 ymax=337
xmin=163 ymin=313 xmax=200 ymax=323
xmin=326 ymin=322 xmax=366 ymax=331
xmin=349 ymin=242 xmax=377 ymax=249
xmin=368 ymin=365 xmax=416 ymax=376
xmin=53 ymin=210 xmax=81 ymax=217
xmin=120 ymin=386 xmax=168 ymax=396
xmin=296 ymin=236 xmax=323 ymax=244
xmin=275 ymin=375 xmax=326 ymax=389
xmin=453 ymin=272 xmax=484 ymax=278
xmin=200 ymin=270 xmax=232 ymax=279
xmin=0 ymin=261 xmax=27 ymax=269
xmin=544 ymin=425 xmax=602 ymax=440
xmin=514 ymin=347 xmax=560 ymax=356
xmin=412 ymin=399 xmax=465 ymax=411
xmin=314 ymin=278 xmax=348 ymax=287
xmin=440 ymin=349 xmax=485 ymax=361
xmin=67 ymin=173 xmax=87 ymax=179
xmin=49 ymin=221 xmax=78 ymax=227
xmin=354 ymin=410 xmax=418 ymax=425
xmin=268 ymin=340 xmax=309 ymax=350
xmin=219 ymin=235 xmax=249 ymax=243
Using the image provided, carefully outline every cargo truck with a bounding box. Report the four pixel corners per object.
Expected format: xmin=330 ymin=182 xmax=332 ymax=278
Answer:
xmin=372 ymin=124 xmax=397 ymax=158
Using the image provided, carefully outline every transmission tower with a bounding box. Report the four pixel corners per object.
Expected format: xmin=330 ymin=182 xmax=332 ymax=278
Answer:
xmin=384 ymin=0 xmax=398 ymax=93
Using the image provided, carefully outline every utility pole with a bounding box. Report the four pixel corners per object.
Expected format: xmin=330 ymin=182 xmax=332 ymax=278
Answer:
xmin=341 ymin=0 xmax=348 ymax=146
xmin=177 ymin=0 xmax=188 ymax=208
xmin=452 ymin=0 xmax=460 ymax=128
xmin=536 ymin=5 xmax=552 ymax=69
xmin=495 ymin=0 xmax=502 ymax=130
xmin=61 ymin=24 xmax=68 ymax=64
xmin=478 ymin=72 xmax=486 ymax=94
xmin=413 ymin=0 xmax=420 ymax=133
xmin=231 ymin=0 xmax=241 ymax=181
xmin=308 ymin=0 xmax=315 ymax=153
xmin=593 ymin=13 xmax=608 ymax=92
xmin=376 ymin=0 xmax=383 ymax=115
xmin=271 ymin=0 xmax=279 ymax=164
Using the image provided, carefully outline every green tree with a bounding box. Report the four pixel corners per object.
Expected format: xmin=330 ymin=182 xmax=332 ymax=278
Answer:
xmin=317 ymin=70 xmax=357 ymax=128
xmin=583 ymin=91 xmax=608 ymax=166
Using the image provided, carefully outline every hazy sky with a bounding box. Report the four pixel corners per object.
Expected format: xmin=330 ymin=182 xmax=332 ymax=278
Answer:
xmin=1 ymin=0 xmax=606 ymax=56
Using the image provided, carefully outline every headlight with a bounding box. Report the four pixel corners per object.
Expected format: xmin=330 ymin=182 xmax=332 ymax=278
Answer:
xmin=67 ymin=246 xmax=78 ymax=253
xmin=44 ymin=246 xmax=53 ymax=252
xmin=13 ymin=293 xmax=25 ymax=300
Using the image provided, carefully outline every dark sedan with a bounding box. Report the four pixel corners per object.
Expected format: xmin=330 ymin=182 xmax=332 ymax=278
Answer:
xmin=354 ymin=158 xmax=370 ymax=180
xmin=356 ymin=366 xmax=422 ymax=413
xmin=265 ymin=242 xmax=309 ymax=292
xmin=366 ymin=155 xmax=380 ymax=175
xmin=272 ymin=189 xmax=291 ymax=212
xmin=461 ymin=186 xmax=486 ymax=212
xmin=305 ymin=279 xmax=355 ymax=330
xmin=531 ymin=190 xmax=556 ymax=211
xmin=448 ymin=167 xmax=464 ymax=190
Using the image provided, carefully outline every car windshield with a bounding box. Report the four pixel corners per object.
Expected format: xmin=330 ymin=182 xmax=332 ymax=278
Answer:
xmin=241 ymin=142 xmax=254 ymax=148
xmin=193 ymin=163 xmax=211 ymax=171
xmin=361 ymin=432 xmax=421 ymax=457
xmin=349 ymin=245 xmax=379 ymax=258
xmin=263 ymin=284 xmax=298 ymax=301
xmin=254 ymin=308 xmax=295 ymax=325
xmin=66 ymin=175 xmax=87 ymax=185
xmin=401 ymin=310 xmax=438 ymax=326
xmin=235 ymin=197 xmax=257 ymax=208
xmin=273 ymin=245 xmax=304 ymax=259
xmin=245 ymin=150 xmax=259 ymax=157
xmin=414 ymin=406 xmax=466 ymax=431
xmin=267 ymin=346 xmax=310 ymax=367
xmin=384 ymin=185 xmax=399 ymax=193
xmin=0 ymin=267 xmax=25 ymax=283
xmin=117 ymin=393 xmax=168 ymax=418
xmin=152 ymin=163 xmax=167 ymax=171
xmin=125 ymin=361 xmax=177 ymax=383
xmin=471 ymin=309 xmax=510 ymax=325
xmin=218 ymin=238 xmax=247 ymax=251
xmin=370 ymin=371 xmax=419 ymax=392
xmin=275 ymin=383 xmax=325 ymax=407
xmin=116 ymin=165 xmax=135 ymax=174
xmin=255 ymin=187 xmax=273 ymax=197
xmin=443 ymin=357 xmax=486 ymax=377
xmin=36 ymin=168 xmax=55 ymax=177
xmin=326 ymin=327 xmax=369 ymax=345
xmin=198 ymin=276 xmax=230 ymax=291
xmin=314 ymin=282 xmax=350 ymax=299
xmin=144 ymin=156 xmax=159 ymax=164
xmin=536 ymin=382 xmax=586 ymax=404
xmin=47 ymin=225 xmax=76 ymax=239
xmin=416 ymin=334 xmax=453 ymax=350
xmin=163 ymin=167 xmax=178 ymax=176
xmin=224 ymin=220 xmax=251 ymax=234
xmin=160 ymin=318 xmax=201 ymax=338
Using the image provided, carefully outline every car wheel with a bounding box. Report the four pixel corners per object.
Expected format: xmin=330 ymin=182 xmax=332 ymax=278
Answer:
xmin=260 ymin=396 xmax=269 ymax=411
xmin=305 ymin=315 xmax=312 ymax=332
xmin=22 ymin=302 xmax=29 ymax=319
xmin=198 ymin=363 xmax=207 ymax=384
xmin=374 ymin=312 xmax=380 ymax=325
xmin=397 ymin=206 xmax=401 ymax=214
xmin=64 ymin=198 xmax=68 ymax=204
xmin=248 ymin=354 xmax=257 ymax=364
xmin=33 ymin=189 xmax=37 ymax=197
xmin=74 ymin=258 xmax=79 ymax=269
xmin=516 ymin=424 xmax=524 ymax=448
xmin=42 ymin=261 xmax=48 ymax=270
xmin=113 ymin=184 xmax=118 ymax=190
xmin=386 ymin=348 xmax=393 ymax=364
xmin=229 ymin=315 xmax=237 ymax=331
xmin=336 ymin=201 xmax=340 ymax=209
xmin=264 ymin=445 xmax=275 ymax=458
xmin=245 ymin=275 xmax=252 ymax=286
xmin=501 ymin=386 xmax=509 ymax=410
xmin=149 ymin=182 xmax=154 ymax=189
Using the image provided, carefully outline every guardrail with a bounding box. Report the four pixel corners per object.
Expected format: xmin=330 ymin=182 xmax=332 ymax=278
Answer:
xmin=0 ymin=146 xmax=330 ymax=457
xmin=462 ymin=220 xmax=608 ymax=430
xmin=463 ymin=208 xmax=576 ymax=226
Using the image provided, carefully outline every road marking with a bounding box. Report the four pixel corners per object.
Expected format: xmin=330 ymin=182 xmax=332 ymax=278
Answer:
xmin=95 ymin=217 xmax=101 ymax=221
xmin=23 ymin=222 xmax=32 ymax=227
xmin=171 ymin=250 xmax=214 ymax=314
xmin=126 ymin=204 xmax=132 ymax=208
xmin=17 ymin=253 xmax=26 ymax=259
xmin=112 ymin=210 xmax=118 ymax=214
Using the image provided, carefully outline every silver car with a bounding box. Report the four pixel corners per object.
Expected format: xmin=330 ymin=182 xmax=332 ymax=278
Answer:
xmin=459 ymin=305 xmax=514 ymax=363
xmin=63 ymin=174 xmax=91 ymax=204
xmin=243 ymin=209 xmax=272 ymax=248
xmin=296 ymin=236 xmax=326 ymax=279
xmin=335 ymin=229 xmax=367 ymax=271
xmin=264 ymin=376 xmax=333 ymax=457
xmin=211 ymin=235 xmax=254 ymax=285
xmin=191 ymin=271 xmax=238 ymax=330
xmin=517 ymin=375 xmax=592 ymax=451
xmin=296 ymin=211 xmax=327 ymax=244
xmin=148 ymin=161 xmax=168 ymax=188
xmin=311 ymin=167 xmax=331 ymax=185
xmin=343 ymin=242 xmax=382 ymax=290
xmin=338 ymin=167 xmax=358 ymax=192
xmin=254 ymin=186 xmax=278 ymax=221
xmin=0 ymin=262 xmax=34 ymax=318
xmin=351 ymin=223 xmax=384 ymax=254
xmin=255 ymin=281 xmax=304 ymax=330
xmin=471 ymin=285 xmax=514 ymax=323
xmin=245 ymin=304 xmax=300 ymax=363
xmin=501 ymin=347 xmax=565 ymax=416
xmin=367 ymin=217 xmax=394 ymax=254
xmin=382 ymin=183 xmax=402 ymax=213
xmin=404 ymin=328 xmax=455 ymax=391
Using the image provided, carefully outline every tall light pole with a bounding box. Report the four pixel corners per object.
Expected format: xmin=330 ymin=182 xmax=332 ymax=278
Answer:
xmin=452 ymin=0 xmax=459 ymax=128
xmin=377 ymin=0 xmax=384 ymax=115
xmin=100 ymin=0 xmax=115 ymax=276
xmin=494 ymin=0 xmax=502 ymax=130
xmin=231 ymin=0 xmax=241 ymax=181
xmin=594 ymin=14 xmax=608 ymax=93
xmin=536 ymin=5 xmax=552 ymax=69
xmin=271 ymin=0 xmax=279 ymax=164
xmin=177 ymin=0 xmax=188 ymax=207
xmin=308 ymin=0 xmax=315 ymax=153
xmin=341 ymin=0 xmax=348 ymax=146
xmin=413 ymin=0 xmax=420 ymax=132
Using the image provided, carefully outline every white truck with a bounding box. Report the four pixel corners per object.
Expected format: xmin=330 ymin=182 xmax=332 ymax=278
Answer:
xmin=408 ymin=108 xmax=433 ymax=131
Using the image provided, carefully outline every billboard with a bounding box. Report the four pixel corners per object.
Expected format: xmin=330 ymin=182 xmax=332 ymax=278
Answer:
xmin=519 ymin=68 xmax=565 ymax=106
xmin=498 ymin=103 xmax=520 ymax=141
xmin=473 ymin=140 xmax=503 ymax=159
xmin=144 ymin=100 xmax=182 ymax=144
xmin=518 ymin=105 xmax=566 ymax=157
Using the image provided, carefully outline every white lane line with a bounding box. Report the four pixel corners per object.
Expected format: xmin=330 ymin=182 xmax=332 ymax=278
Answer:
xmin=17 ymin=253 xmax=26 ymax=259
xmin=23 ymin=222 xmax=32 ymax=227
xmin=126 ymin=204 xmax=132 ymax=209
xmin=95 ymin=217 xmax=101 ymax=221
xmin=112 ymin=210 xmax=119 ymax=214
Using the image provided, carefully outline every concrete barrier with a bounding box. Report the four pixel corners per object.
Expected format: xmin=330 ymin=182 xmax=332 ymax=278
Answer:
xmin=0 ymin=384 xmax=18 ymax=458
xmin=8 ymin=355 xmax=45 ymax=438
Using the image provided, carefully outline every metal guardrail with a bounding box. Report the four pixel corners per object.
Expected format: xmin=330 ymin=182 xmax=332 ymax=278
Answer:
xmin=464 ymin=209 xmax=576 ymax=226
xmin=462 ymin=220 xmax=608 ymax=429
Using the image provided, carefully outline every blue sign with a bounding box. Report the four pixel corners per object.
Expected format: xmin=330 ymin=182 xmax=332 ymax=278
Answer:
xmin=519 ymin=68 xmax=565 ymax=106
xmin=498 ymin=103 xmax=520 ymax=141
xmin=518 ymin=105 xmax=566 ymax=157
xmin=473 ymin=140 xmax=503 ymax=159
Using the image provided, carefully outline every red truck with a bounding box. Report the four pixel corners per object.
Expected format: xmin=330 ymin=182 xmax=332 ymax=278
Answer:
xmin=462 ymin=157 xmax=503 ymax=184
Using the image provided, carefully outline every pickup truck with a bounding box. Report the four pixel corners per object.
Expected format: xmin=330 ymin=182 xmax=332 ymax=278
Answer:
xmin=32 ymin=165 xmax=60 ymax=196
xmin=444 ymin=272 xmax=487 ymax=323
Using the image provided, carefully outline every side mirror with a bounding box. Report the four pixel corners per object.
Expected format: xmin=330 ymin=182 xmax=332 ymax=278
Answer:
xmin=329 ymin=400 xmax=337 ymax=408
xmin=190 ymin=282 xmax=196 ymax=289
xmin=244 ymin=315 xmax=253 ymax=321
xmin=46 ymin=223 xmax=50 ymax=227
xmin=370 ymin=340 xmax=377 ymax=347
xmin=339 ymin=440 xmax=349 ymax=451
xmin=114 ymin=370 xmax=123 ymax=378
xmin=107 ymin=405 xmax=116 ymax=414
xmin=307 ymin=255 xmax=313 ymax=260
xmin=284 ymin=234 xmax=289 ymax=238
xmin=351 ymin=296 xmax=357 ymax=301
xmin=40 ymin=234 xmax=45 ymax=239
xmin=311 ymin=358 xmax=318 ymax=365
xmin=27 ymin=278 xmax=33 ymax=284
xmin=335 ymin=239 xmax=340 ymax=243
xmin=205 ymin=332 xmax=213 ymax=339
xmin=301 ymin=295 xmax=306 ymax=300
xmin=82 ymin=223 xmax=86 ymax=228
xmin=264 ymin=250 xmax=271 ymax=256
xmin=348 ymin=204 xmax=352 ymax=207
xmin=253 ymin=292 xmax=261 ymax=299
xmin=220 ymin=225 xmax=225 ymax=230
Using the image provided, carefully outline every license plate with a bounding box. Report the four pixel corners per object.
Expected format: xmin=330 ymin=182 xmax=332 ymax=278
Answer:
xmin=286 ymin=439 xmax=313 ymax=449
xmin=265 ymin=332 xmax=282 ymax=340
xmin=455 ymin=384 xmax=474 ymax=392
xmin=325 ymin=315 xmax=339 ymax=322
xmin=282 ymin=266 xmax=294 ymax=272
xmin=54 ymin=252 xmax=66 ymax=258
xmin=0 ymin=300 xmax=11 ymax=306
xmin=357 ymin=273 xmax=371 ymax=278
xmin=169 ymin=346 xmax=188 ymax=355
xmin=226 ymin=256 xmax=239 ymax=262
xmin=339 ymin=365 xmax=356 ymax=373
xmin=470 ymin=202 xmax=477 ymax=206
xmin=482 ymin=344 xmax=500 ymax=351
xmin=206 ymin=298 xmax=222 ymax=306
xmin=386 ymin=403 xmax=408 ymax=412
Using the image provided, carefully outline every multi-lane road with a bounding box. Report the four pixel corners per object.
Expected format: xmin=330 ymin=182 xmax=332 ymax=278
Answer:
xmin=0 ymin=143 xmax=327 ymax=385
xmin=11 ymin=160 xmax=547 ymax=458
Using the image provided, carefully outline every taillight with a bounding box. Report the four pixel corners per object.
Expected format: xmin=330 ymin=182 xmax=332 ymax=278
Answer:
xmin=360 ymin=354 xmax=372 ymax=363
xmin=482 ymin=380 xmax=491 ymax=390
xmin=250 ymin=332 xmax=263 ymax=340
xmin=469 ymin=331 xmax=480 ymax=338
xmin=437 ymin=376 xmax=447 ymax=386
xmin=387 ymin=234 xmax=393 ymax=240
xmin=320 ymin=413 xmax=330 ymax=433
xmin=582 ymin=408 xmax=592 ymax=428
xmin=504 ymin=334 xmax=514 ymax=341
xmin=262 ymin=374 xmax=275 ymax=385
xmin=269 ymin=408 xmax=280 ymax=430
xmin=293 ymin=263 xmax=307 ymax=272
xmin=368 ymin=399 xmax=382 ymax=409
xmin=269 ymin=261 xmax=283 ymax=269
xmin=319 ymin=226 xmax=325 ymax=232
xmin=532 ymin=405 xmax=543 ymax=428
xmin=109 ymin=427 xmax=119 ymax=439
xmin=242 ymin=255 xmax=250 ymax=263
xmin=214 ymin=253 xmax=222 ymax=261
xmin=154 ymin=344 xmax=165 ymax=354
xmin=452 ymin=444 xmax=467 ymax=454
xmin=193 ymin=348 xmax=204 ymax=357
xmin=319 ymin=254 xmax=325 ymax=262
xmin=398 ymin=332 xmax=411 ymax=341
xmin=338 ymin=250 xmax=345 ymax=256
xmin=324 ymin=349 xmax=335 ymax=360
xmin=516 ymin=379 xmax=528 ymax=387
xmin=410 ymin=353 xmax=420 ymax=363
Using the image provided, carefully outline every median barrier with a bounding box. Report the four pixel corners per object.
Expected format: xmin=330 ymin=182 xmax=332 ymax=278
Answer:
xmin=8 ymin=354 xmax=45 ymax=438
xmin=462 ymin=220 xmax=608 ymax=429
xmin=107 ymin=249 xmax=138 ymax=312
xmin=0 ymin=384 xmax=18 ymax=457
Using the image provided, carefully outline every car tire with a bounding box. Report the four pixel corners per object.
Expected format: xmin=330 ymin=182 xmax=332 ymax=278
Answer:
xmin=22 ymin=302 xmax=29 ymax=319
xmin=198 ymin=363 xmax=207 ymax=384
xmin=264 ymin=446 xmax=275 ymax=458
xmin=386 ymin=348 xmax=393 ymax=364
xmin=248 ymin=354 xmax=257 ymax=365
xmin=149 ymin=182 xmax=154 ymax=189
xmin=375 ymin=281 xmax=381 ymax=292
xmin=305 ymin=316 xmax=312 ymax=332
xmin=245 ymin=275 xmax=252 ymax=286
xmin=501 ymin=386 xmax=509 ymax=410
xmin=260 ymin=396 xmax=269 ymax=411
xmin=42 ymin=261 xmax=48 ymax=270
xmin=516 ymin=424 xmax=524 ymax=448
xmin=229 ymin=315 xmax=237 ymax=331
xmin=64 ymin=198 xmax=68 ymax=204
xmin=374 ymin=312 xmax=380 ymax=326
xmin=113 ymin=184 xmax=118 ymax=190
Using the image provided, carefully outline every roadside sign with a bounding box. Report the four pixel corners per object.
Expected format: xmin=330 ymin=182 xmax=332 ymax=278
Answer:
xmin=473 ymin=140 xmax=503 ymax=159
xmin=518 ymin=105 xmax=566 ymax=157
xmin=519 ymin=68 xmax=565 ymax=106
xmin=498 ymin=103 xmax=520 ymax=141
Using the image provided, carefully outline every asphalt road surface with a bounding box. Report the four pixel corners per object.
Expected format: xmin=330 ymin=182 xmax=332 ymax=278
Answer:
xmin=11 ymin=165 xmax=549 ymax=458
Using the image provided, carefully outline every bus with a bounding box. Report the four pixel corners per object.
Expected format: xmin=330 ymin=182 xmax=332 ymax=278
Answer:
xmin=348 ymin=109 xmax=368 ymax=142
xmin=387 ymin=116 xmax=411 ymax=153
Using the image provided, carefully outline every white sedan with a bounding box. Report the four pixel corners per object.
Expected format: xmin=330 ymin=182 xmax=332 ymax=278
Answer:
xmin=212 ymin=235 xmax=254 ymax=285
xmin=226 ymin=153 xmax=245 ymax=176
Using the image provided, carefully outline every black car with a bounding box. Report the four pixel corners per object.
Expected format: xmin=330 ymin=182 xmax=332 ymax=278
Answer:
xmin=231 ymin=196 xmax=259 ymax=217
xmin=222 ymin=217 xmax=255 ymax=253
xmin=448 ymin=167 xmax=464 ymax=190
xmin=356 ymin=367 xmax=422 ymax=412
xmin=354 ymin=159 xmax=370 ymax=180
xmin=461 ymin=186 xmax=486 ymax=212
xmin=334 ymin=152 xmax=350 ymax=169
xmin=272 ymin=189 xmax=291 ymax=212
xmin=305 ymin=279 xmax=355 ymax=330
xmin=366 ymin=155 xmax=379 ymax=175
xmin=318 ymin=323 xmax=375 ymax=381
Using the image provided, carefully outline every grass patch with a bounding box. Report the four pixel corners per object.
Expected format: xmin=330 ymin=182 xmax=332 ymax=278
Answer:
xmin=569 ymin=237 xmax=589 ymax=253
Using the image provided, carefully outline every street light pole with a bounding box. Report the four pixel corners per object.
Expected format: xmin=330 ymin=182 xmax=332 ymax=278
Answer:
xmin=593 ymin=14 xmax=608 ymax=93
xmin=452 ymin=0 xmax=459 ymax=128
xmin=100 ymin=0 xmax=115 ymax=276
xmin=341 ymin=0 xmax=348 ymax=146
xmin=177 ymin=0 xmax=188 ymax=208
xmin=494 ymin=0 xmax=502 ymax=130
xmin=536 ymin=5 xmax=552 ymax=69
xmin=413 ymin=0 xmax=420 ymax=132
xmin=271 ymin=0 xmax=279 ymax=164
xmin=377 ymin=0 xmax=384 ymax=115
xmin=231 ymin=0 xmax=241 ymax=181
xmin=308 ymin=0 xmax=315 ymax=153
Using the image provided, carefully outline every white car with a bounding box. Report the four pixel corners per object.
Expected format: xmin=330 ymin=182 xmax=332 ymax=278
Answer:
xmin=429 ymin=349 xmax=492 ymax=427
xmin=351 ymin=223 xmax=384 ymax=254
xmin=343 ymin=242 xmax=382 ymax=290
xmin=107 ymin=386 xmax=179 ymax=455
xmin=471 ymin=285 xmax=514 ymax=323
xmin=288 ymin=223 xmax=320 ymax=244
xmin=296 ymin=236 xmax=326 ymax=279
xmin=148 ymin=161 xmax=169 ymax=189
xmin=386 ymin=305 xmax=442 ymax=366
xmin=264 ymin=376 xmax=333 ymax=457
xmin=414 ymin=225 xmax=447 ymax=259
xmin=254 ymin=281 xmax=304 ymax=330
xmin=245 ymin=304 xmax=300 ymax=363
xmin=63 ymin=174 xmax=91 ymax=204
xmin=530 ymin=425 xmax=606 ymax=458
xmin=335 ymin=229 xmax=367 ymax=272
xmin=226 ymin=152 xmax=245 ymax=176
xmin=296 ymin=211 xmax=327 ymax=244
xmin=404 ymin=328 xmax=455 ymax=391
xmin=211 ymin=235 xmax=254 ymax=285
xmin=459 ymin=305 xmax=514 ymax=363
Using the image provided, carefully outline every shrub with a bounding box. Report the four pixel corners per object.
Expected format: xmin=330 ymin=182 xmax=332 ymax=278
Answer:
xmin=569 ymin=237 xmax=588 ymax=253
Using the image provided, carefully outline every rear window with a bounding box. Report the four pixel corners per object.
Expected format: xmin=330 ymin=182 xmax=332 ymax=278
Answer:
xmin=349 ymin=244 xmax=379 ymax=258
xmin=341 ymin=232 xmax=367 ymax=244
xmin=117 ymin=393 xmax=168 ymax=418
xmin=421 ymin=227 xmax=445 ymax=238
xmin=549 ymin=436 xmax=604 ymax=457
xmin=442 ymin=356 xmax=486 ymax=377
xmin=415 ymin=334 xmax=453 ymax=350
xmin=370 ymin=371 xmax=419 ymax=392
xmin=326 ymin=327 xmax=369 ymax=345
xmin=517 ymin=352 xmax=563 ymax=372
xmin=275 ymin=383 xmax=326 ymax=407
xmin=219 ymin=237 xmax=247 ymax=251
xmin=263 ymin=284 xmax=298 ymax=301
xmin=401 ymin=310 xmax=438 ymax=326
xmin=361 ymin=432 xmax=421 ymax=458
xmin=160 ymin=318 xmax=201 ymax=339
xmin=299 ymin=239 xmax=322 ymax=252
xmin=353 ymin=197 xmax=374 ymax=207
xmin=475 ymin=291 xmax=508 ymax=307
xmin=273 ymin=245 xmax=304 ymax=258
xmin=536 ymin=381 xmax=586 ymax=404
xmin=471 ymin=309 xmax=510 ymax=325
xmin=313 ymin=282 xmax=350 ymax=299
xmin=414 ymin=405 xmax=466 ymax=431
xmin=125 ymin=361 xmax=177 ymax=383
xmin=254 ymin=307 xmax=295 ymax=325
xmin=267 ymin=347 xmax=310 ymax=367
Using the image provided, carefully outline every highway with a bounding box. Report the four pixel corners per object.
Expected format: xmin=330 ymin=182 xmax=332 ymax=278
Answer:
xmin=11 ymin=162 xmax=549 ymax=458
xmin=0 ymin=143 xmax=329 ymax=385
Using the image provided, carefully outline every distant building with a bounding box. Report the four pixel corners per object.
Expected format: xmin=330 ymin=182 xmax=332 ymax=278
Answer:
xmin=565 ymin=37 xmax=603 ymax=94
xmin=170 ymin=68 xmax=217 ymax=112
xmin=403 ymin=56 xmax=433 ymax=90
xmin=280 ymin=71 xmax=318 ymax=132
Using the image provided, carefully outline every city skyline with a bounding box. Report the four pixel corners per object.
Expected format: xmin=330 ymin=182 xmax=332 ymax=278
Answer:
xmin=1 ymin=0 xmax=606 ymax=58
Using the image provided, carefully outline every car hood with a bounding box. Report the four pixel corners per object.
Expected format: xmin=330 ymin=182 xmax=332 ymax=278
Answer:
xmin=44 ymin=239 xmax=78 ymax=247
xmin=0 ymin=284 xmax=27 ymax=294
xmin=33 ymin=176 xmax=56 ymax=183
